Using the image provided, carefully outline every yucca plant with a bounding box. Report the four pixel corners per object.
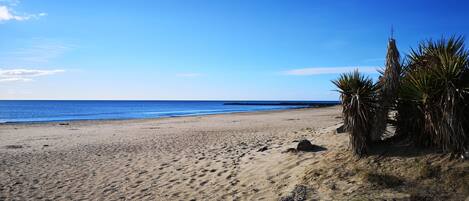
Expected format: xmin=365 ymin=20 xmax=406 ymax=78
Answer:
xmin=333 ymin=70 xmax=377 ymax=157
xmin=397 ymin=36 xmax=469 ymax=153
xmin=372 ymin=37 xmax=401 ymax=141
xmin=396 ymin=64 xmax=437 ymax=146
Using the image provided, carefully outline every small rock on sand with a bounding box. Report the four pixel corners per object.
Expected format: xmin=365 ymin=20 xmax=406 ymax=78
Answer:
xmin=296 ymin=140 xmax=315 ymax=151
xmin=283 ymin=140 xmax=326 ymax=153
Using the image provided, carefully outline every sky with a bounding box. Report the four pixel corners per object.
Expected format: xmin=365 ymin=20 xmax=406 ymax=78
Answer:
xmin=1 ymin=0 xmax=468 ymax=100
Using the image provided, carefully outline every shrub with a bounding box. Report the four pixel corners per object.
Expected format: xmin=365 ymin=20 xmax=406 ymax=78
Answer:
xmin=333 ymin=70 xmax=377 ymax=156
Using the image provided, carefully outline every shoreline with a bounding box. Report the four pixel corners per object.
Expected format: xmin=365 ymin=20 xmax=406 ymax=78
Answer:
xmin=0 ymin=106 xmax=328 ymax=125
xmin=1 ymin=105 xmax=467 ymax=200
xmin=0 ymin=106 xmax=344 ymax=200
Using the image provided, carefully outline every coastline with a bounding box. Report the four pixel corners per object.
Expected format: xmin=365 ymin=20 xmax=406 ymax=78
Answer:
xmin=0 ymin=106 xmax=344 ymax=200
xmin=0 ymin=106 xmax=319 ymax=125
xmin=2 ymin=105 xmax=466 ymax=200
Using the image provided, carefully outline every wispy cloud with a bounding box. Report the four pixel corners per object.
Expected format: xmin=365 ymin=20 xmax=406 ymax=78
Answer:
xmin=176 ymin=73 xmax=203 ymax=77
xmin=0 ymin=39 xmax=72 ymax=64
xmin=284 ymin=66 xmax=379 ymax=76
xmin=0 ymin=1 xmax=46 ymax=22
xmin=0 ymin=69 xmax=64 ymax=82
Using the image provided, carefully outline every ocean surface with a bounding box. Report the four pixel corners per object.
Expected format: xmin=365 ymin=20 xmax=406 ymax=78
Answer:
xmin=0 ymin=100 xmax=339 ymax=123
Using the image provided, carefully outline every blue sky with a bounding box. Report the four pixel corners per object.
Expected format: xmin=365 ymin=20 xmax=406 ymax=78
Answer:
xmin=1 ymin=0 xmax=468 ymax=100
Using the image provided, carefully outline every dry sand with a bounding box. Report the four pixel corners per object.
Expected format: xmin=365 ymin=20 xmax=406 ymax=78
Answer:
xmin=0 ymin=106 xmax=344 ymax=200
xmin=1 ymin=106 xmax=468 ymax=201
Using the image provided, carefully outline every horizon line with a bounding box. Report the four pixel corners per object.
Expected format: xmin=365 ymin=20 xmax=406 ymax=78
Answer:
xmin=0 ymin=99 xmax=340 ymax=102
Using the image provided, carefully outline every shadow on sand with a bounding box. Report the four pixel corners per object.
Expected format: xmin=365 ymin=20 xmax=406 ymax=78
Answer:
xmin=368 ymin=140 xmax=443 ymax=158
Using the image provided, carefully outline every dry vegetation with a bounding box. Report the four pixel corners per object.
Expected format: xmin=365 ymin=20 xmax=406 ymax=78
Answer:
xmin=299 ymin=143 xmax=468 ymax=200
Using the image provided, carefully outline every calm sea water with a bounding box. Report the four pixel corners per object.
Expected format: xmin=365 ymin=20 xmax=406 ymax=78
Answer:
xmin=0 ymin=100 xmax=339 ymax=123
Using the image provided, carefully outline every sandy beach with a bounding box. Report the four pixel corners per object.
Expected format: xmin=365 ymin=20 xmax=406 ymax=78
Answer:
xmin=1 ymin=106 xmax=467 ymax=201
xmin=0 ymin=106 xmax=345 ymax=200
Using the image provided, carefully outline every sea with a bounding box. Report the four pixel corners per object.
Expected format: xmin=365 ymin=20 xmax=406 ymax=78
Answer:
xmin=0 ymin=100 xmax=339 ymax=123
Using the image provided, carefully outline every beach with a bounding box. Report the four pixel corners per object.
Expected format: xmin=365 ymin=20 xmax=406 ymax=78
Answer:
xmin=0 ymin=106 xmax=345 ymax=200
xmin=1 ymin=106 xmax=467 ymax=201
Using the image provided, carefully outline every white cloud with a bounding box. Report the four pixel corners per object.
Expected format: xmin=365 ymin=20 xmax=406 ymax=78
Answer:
xmin=0 ymin=69 xmax=64 ymax=82
xmin=0 ymin=4 xmax=46 ymax=22
xmin=284 ymin=66 xmax=379 ymax=76
xmin=176 ymin=73 xmax=203 ymax=77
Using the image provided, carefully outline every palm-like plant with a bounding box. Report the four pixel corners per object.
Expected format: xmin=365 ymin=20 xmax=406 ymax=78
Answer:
xmin=333 ymin=70 xmax=377 ymax=156
xmin=397 ymin=65 xmax=437 ymax=146
xmin=397 ymin=36 xmax=469 ymax=153
xmin=372 ymin=38 xmax=401 ymax=141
